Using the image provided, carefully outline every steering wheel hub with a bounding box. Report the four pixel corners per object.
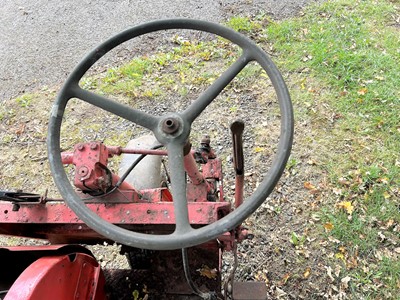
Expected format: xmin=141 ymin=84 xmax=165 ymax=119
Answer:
xmin=162 ymin=118 xmax=180 ymax=134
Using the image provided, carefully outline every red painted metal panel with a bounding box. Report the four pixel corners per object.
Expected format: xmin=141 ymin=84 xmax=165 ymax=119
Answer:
xmin=61 ymin=142 xmax=136 ymax=192
xmin=5 ymin=253 xmax=105 ymax=300
xmin=0 ymin=201 xmax=231 ymax=225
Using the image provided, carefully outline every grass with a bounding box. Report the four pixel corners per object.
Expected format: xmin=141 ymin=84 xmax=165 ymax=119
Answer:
xmin=0 ymin=0 xmax=399 ymax=298
xmin=81 ymin=39 xmax=241 ymax=101
xmin=226 ymin=16 xmax=261 ymax=32
xmin=225 ymin=1 xmax=399 ymax=298
xmin=260 ymin=0 xmax=399 ymax=297
xmin=15 ymin=93 xmax=34 ymax=107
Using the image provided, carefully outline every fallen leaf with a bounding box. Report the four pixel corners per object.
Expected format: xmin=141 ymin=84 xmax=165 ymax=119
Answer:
xmin=336 ymin=201 xmax=354 ymax=215
xmin=377 ymin=177 xmax=389 ymax=184
xmin=303 ymin=267 xmax=311 ymax=279
xmin=347 ymin=256 xmax=358 ymax=269
xmin=335 ymin=252 xmax=345 ymax=261
xmin=334 ymin=264 xmax=342 ymax=277
xmin=325 ymin=266 xmax=335 ymax=282
xmin=311 ymin=214 xmax=320 ymax=221
xmin=378 ymin=231 xmax=386 ymax=242
xmin=275 ymin=287 xmax=287 ymax=298
xmin=304 ymin=182 xmax=316 ymax=190
xmin=255 ymin=270 xmax=269 ymax=283
xmin=132 ymin=290 xmax=140 ymax=300
xmin=15 ymin=124 xmax=26 ymax=135
xmin=357 ymin=88 xmax=368 ymax=95
xmin=341 ymin=276 xmax=351 ymax=289
xmin=304 ymin=181 xmax=319 ymax=194
xmin=328 ymin=236 xmax=341 ymax=244
xmin=307 ymin=159 xmax=317 ymax=165
xmin=375 ymin=250 xmax=383 ymax=261
xmin=332 ymin=188 xmax=342 ymax=195
xmin=296 ymin=248 xmax=311 ymax=258
xmin=254 ymin=146 xmax=265 ymax=153
xmin=383 ymin=191 xmax=391 ymax=199
xmin=280 ymin=273 xmax=291 ymax=285
xmin=385 ymin=219 xmax=395 ymax=229
xmin=324 ymin=222 xmax=334 ymax=232
xmin=338 ymin=177 xmax=351 ymax=186
xmin=197 ymin=265 xmax=218 ymax=279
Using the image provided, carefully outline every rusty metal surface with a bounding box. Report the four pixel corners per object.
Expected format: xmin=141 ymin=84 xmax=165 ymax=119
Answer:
xmin=108 ymin=146 xmax=168 ymax=156
xmin=234 ymin=175 xmax=244 ymax=208
xmin=184 ymin=150 xmax=206 ymax=186
xmin=232 ymin=281 xmax=267 ymax=300
xmin=161 ymin=117 xmax=180 ymax=134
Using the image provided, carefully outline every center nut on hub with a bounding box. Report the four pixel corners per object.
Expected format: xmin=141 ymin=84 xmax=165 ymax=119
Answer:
xmin=162 ymin=118 xmax=180 ymax=134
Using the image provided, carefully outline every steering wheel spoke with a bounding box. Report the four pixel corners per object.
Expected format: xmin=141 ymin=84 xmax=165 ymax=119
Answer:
xmin=183 ymin=52 xmax=251 ymax=123
xmin=166 ymin=142 xmax=192 ymax=234
xmin=73 ymin=86 xmax=159 ymax=131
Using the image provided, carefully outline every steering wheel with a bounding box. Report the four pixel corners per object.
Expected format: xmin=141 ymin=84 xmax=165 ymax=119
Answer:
xmin=48 ymin=19 xmax=293 ymax=250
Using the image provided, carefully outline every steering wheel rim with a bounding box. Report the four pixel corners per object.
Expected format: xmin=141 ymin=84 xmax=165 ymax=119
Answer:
xmin=48 ymin=18 xmax=294 ymax=250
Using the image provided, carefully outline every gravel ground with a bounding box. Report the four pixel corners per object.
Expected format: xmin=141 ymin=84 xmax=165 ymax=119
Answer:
xmin=0 ymin=0 xmax=320 ymax=101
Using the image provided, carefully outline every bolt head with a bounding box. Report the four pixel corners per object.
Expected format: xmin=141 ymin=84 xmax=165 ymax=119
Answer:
xmin=78 ymin=166 xmax=89 ymax=178
xmin=162 ymin=118 xmax=180 ymax=134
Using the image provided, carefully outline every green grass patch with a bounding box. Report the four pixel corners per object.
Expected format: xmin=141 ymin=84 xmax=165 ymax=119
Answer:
xmin=80 ymin=37 xmax=243 ymax=101
xmin=262 ymin=0 xmax=399 ymax=296
xmin=15 ymin=93 xmax=35 ymax=108
xmin=226 ymin=16 xmax=260 ymax=32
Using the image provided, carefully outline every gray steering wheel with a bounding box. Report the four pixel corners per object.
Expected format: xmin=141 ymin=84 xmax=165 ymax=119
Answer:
xmin=48 ymin=19 xmax=294 ymax=250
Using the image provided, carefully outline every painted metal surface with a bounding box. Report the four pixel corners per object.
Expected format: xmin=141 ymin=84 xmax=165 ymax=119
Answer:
xmin=0 ymin=200 xmax=231 ymax=243
xmin=5 ymin=253 xmax=105 ymax=300
xmin=0 ymin=245 xmax=102 ymax=299
xmin=0 ymin=201 xmax=230 ymax=225
xmin=61 ymin=142 xmax=135 ymax=192
xmin=0 ymin=138 xmax=229 ymax=243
